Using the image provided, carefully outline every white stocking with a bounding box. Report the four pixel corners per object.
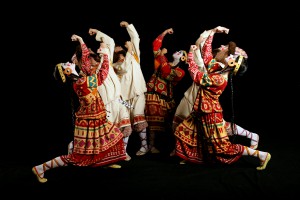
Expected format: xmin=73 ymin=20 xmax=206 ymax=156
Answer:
xmin=35 ymin=156 xmax=67 ymax=177
xmin=226 ymin=122 xmax=259 ymax=149
xmin=139 ymin=128 xmax=148 ymax=151
xmin=235 ymin=124 xmax=259 ymax=149
xmin=135 ymin=128 xmax=149 ymax=156
xmin=123 ymin=136 xmax=129 ymax=151
xmin=32 ymin=156 xmax=68 ymax=183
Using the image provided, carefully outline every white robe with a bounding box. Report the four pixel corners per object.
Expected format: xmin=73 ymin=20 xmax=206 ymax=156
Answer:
xmin=113 ymin=24 xmax=147 ymax=101
xmin=95 ymin=30 xmax=130 ymax=128
xmin=173 ymin=30 xmax=210 ymax=129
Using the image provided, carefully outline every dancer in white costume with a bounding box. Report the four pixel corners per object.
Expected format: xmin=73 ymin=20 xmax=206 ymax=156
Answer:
xmin=111 ymin=21 xmax=149 ymax=158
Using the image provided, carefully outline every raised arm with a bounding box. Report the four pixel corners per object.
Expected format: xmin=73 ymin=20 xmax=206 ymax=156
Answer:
xmin=193 ymin=30 xmax=210 ymax=72
xmin=153 ymin=28 xmax=174 ymax=56
xmin=89 ymin=28 xmax=115 ymax=63
xmin=201 ymin=26 xmax=229 ymax=66
xmin=188 ymin=45 xmax=214 ymax=87
xmin=124 ymin=41 xmax=135 ymax=66
xmin=97 ymin=44 xmax=110 ymax=86
xmin=121 ymin=21 xmax=140 ymax=61
xmin=71 ymin=34 xmax=91 ymax=75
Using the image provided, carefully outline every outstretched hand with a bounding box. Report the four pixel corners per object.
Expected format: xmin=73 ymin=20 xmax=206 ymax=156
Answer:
xmin=89 ymin=28 xmax=98 ymax=36
xmin=190 ymin=45 xmax=198 ymax=51
xmin=120 ymin=21 xmax=129 ymax=27
xmin=164 ymin=28 xmax=174 ymax=35
xmin=214 ymin=26 xmax=229 ymax=34
xmin=161 ymin=48 xmax=167 ymax=55
xmin=71 ymin=34 xmax=82 ymax=42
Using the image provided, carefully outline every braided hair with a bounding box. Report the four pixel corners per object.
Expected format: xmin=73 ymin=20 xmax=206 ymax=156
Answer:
xmin=228 ymin=54 xmax=248 ymax=142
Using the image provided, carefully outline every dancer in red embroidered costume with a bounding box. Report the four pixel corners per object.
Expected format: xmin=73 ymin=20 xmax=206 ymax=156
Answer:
xmin=171 ymin=29 xmax=259 ymax=156
xmin=145 ymin=28 xmax=186 ymax=154
xmin=174 ymin=26 xmax=271 ymax=170
xmin=32 ymin=35 xmax=126 ymax=183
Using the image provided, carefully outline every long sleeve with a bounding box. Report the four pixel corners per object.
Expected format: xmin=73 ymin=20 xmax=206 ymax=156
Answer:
xmin=124 ymin=51 xmax=134 ymax=67
xmin=95 ymin=31 xmax=115 ymax=63
xmin=193 ymin=48 xmax=204 ymax=69
xmin=127 ymin=24 xmax=140 ymax=62
xmin=80 ymin=43 xmax=93 ymax=75
xmin=159 ymin=56 xmax=185 ymax=83
xmin=188 ymin=52 xmax=212 ymax=86
xmin=194 ymin=31 xmax=209 ymax=71
xmin=152 ymin=33 xmax=166 ymax=70
xmin=153 ymin=33 xmax=165 ymax=53
xmin=201 ymin=35 xmax=214 ymax=66
xmin=97 ymin=54 xmax=109 ymax=86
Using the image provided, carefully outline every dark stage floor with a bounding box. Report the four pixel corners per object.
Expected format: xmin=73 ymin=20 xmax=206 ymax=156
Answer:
xmin=1 ymin=126 xmax=298 ymax=199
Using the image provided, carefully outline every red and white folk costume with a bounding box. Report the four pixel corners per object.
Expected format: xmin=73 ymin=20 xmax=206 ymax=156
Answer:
xmin=174 ymin=28 xmax=270 ymax=170
xmin=172 ymin=30 xmax=259 ymax=153
xmin=145 ymin=30 xmax=185 ymax=153
xmin=32 ymin=42 xmax=126 ymax=184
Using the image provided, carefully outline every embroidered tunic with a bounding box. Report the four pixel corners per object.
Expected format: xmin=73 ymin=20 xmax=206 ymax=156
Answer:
xmin=145 ymin=33 xmax=185 ymax=132
xmin=147 ymin=33 xmax=185 ymax=98
xmin=174 ymin=35 xmax=244 ymax=164
xmin=65 ymin=43 xmax=126 ymax=167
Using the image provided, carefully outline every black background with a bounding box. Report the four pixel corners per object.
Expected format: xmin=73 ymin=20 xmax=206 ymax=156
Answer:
xmin=1 ymin=3 xmax=299 ymax=199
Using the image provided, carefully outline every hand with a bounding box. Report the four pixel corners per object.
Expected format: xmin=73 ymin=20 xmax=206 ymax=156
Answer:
xmin=120 ymin=21 xmax=129 ymax=27
xmin=89 ymin=28 xmax=98 ymax=36
xmin=71 ymin=34 xmax=77 ymax=41
xmin=190 ymin=45 xmax=198 ymax=51
xmin=71 ymin=34 xmax=82 ymax=42
xmin=163 ymin=28 xmax=174 ymax=36
xmin=161 ymin=48 xmax=167 ymax=55
xmin=214 ymin=26 xmax=229 ymax=34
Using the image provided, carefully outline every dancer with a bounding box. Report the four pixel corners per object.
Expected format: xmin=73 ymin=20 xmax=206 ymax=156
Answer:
xmin=32 ymin=35 xmax=126 ymax=183
xmin=112 ymin=21 xmax=149 ymax=157
xmin=145 ymin=28 xmax=186 ymax=154
xmin=172 ymin=30 xmax=259 ymax=155
xmin=174 ymin=26 xmax=271 ymax=170
xmin=88 ymin=27 xmax=132 ymax=161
